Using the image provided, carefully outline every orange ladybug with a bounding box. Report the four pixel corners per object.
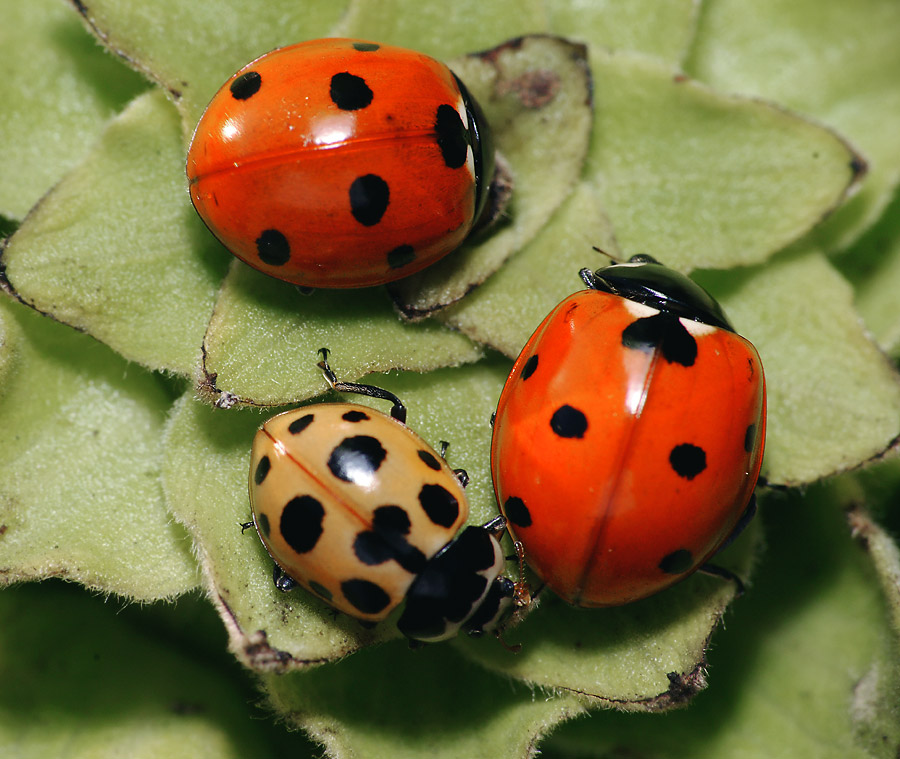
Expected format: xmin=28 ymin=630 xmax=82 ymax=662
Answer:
xmin=186 ymin=38 xmax=494 ymax=288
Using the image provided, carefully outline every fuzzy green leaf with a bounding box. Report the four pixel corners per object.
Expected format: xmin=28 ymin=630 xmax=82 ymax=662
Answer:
xmin=546 ymin=0 xmax=699 ymax=66
xmin=0 ymin=297 xmax=198 ymax=600
xmin=199 ymin=263 xmax=483 ymax=407
xmin=388 ymin=35 xmax=593 ymax=318
xmin=585 ymin=49 xmax=862 ymax=271
xmin=334 ymin=0 xmax=546 ymax=59
xmin=1 ymin=89 xmax=229 ymax=376
xmin=544 ymin=478 xmax=900 ymax=758
xmin=835 ymin=193 xmax=900 ymax=358
xmin=696 ymin=245 xmax=900 ymax=486
xmin=163 ymin=359 xmax=508 ymax=668
xmin=443 ymin=181 xmax=620 ymax=357
xmin=71 ymin=0 xmax=349 ymax=130
xmin=687 ymin=0 xmax=900 ymax=250
xmin=263 ymin=643 xmax=586 ymax=759
xmin=0 ymin=583 xmax=320 ymax=759
xmin=0 ymin=0 xmax=146 ymax=219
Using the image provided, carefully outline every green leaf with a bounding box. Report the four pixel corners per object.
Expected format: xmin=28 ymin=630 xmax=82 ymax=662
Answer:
xmin=335 ymin=0 xmax=546 ymax=60
xmin=543 ymin=478 xmax=900 ymax=758
xmin=72 ymin=0 xmax=349 ymax=130
xmin=0 ymin=0 xmax=146 ymax=219
xmin=546 ymin=0 xmax=699 ymax=66
xmin=443 ymin=181 xmax=620 ymax=357
xmin=462 ymin=518 xmax=759 ymax=706
xmin=263 ymin=643 xmax=586 ymax=759
xmin=163 ymin=359 xmax=508 ymax=667
xmin=388 ymin=35 xmax=593 ymax=318
xmin=835 ymin=192 xmax=900 ymax=358
xmin=696 ymin=245 xmax=900 ymax=486
xmin=585 ymin=49 xmax=862 ymax=271
xmin=1 ymin=89 xmax=229 ymax=376
xmin=0 ymin=582 xmax=321 ymax=759
xmin=0 ymin=297 xmax=198 ymax=600
xmin=687 ymin=0 xmax=900 ymax=250
xmin=199 ymin=263 xmax=483 ymax=407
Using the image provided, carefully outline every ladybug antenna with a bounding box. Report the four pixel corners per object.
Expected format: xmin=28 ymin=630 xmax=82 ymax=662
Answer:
xmin=591 ymin=245 xmax=620 ymax=263
xmin=316 ymin=348 xmax=407 ymax=423
xmin=512 ymin=541 xmax=533 ymax=608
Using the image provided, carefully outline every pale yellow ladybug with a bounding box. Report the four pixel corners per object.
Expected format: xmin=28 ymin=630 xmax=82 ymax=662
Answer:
xmin=248 ymin=351 xmax=513 ymax=643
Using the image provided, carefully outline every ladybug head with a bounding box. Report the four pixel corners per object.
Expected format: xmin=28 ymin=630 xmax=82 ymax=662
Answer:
xmin=579 ymin=255 xmax=734 ymax=332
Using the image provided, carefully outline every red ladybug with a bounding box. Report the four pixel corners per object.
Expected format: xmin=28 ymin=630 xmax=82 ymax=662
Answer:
xmin=186 ymin=38 xmax=494 ymax=288
xmin=490 ymin=256 xmax=766 ymax=606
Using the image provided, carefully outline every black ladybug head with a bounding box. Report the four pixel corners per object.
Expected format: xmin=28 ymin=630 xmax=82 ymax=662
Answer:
xmin=579 ymin=255 xmax=734 ymax=332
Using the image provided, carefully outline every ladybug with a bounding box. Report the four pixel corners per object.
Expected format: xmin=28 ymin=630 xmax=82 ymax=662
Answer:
xmin=490 ymin=256 xmax=766 ymax=607
xmin=247 ymin=350 xmax=514 ymax=643
xmin=186 ymin=38 xmax=494 ymax=288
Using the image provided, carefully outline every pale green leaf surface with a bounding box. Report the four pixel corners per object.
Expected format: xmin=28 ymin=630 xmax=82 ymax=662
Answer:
xmin=263 ymin=642 xmax=586 ymax=759
xmin=0 ymin=0 xmax=146 ymax=219
xmin=0 ymin=297 xmax=198 ymax=600
xmin=164 ymin=359 xmax=508 ymax=669
xmin=695 ymin=246 xmax=900 ymax=486
xmin=545 ymin=0 xmax=699 ymax=66
xmin=543 ymin=479 xmax=900 ymax=759
xmin=443 ymin=181 xmax=620 ymax=357
xmin=0 ymin=582 xmax=320 ymax=759
xmin=586 ymin=50 xmax=862 ymax=272
xmin=835 ymin=192 xmax=900 ymax=358
xmin=73 ymin=0 xmax=349 ymax=131
xmin=388 ymin=36 xmax=593 ymax=317
xmin=200 ymin=263 xmax=482 ymax=407
xmin=461 ymin=519 xmax=758 ymax=706
xmin=1 ymin=89 xmax=229 ymax=376
xmin=335 ymin=0 xmax=546 ymax=59
xmin=687 ymin=0 xmax=900 ymax=250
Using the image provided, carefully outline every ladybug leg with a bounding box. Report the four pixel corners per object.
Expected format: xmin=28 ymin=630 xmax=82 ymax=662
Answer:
xmin=438 ymin=440 xmax=470 ymax=487
xmin=316 ymin=348 xmax=407 ymax=423
xmin=697 ymin=563 xmax=746 ymax=597
xmin=272 ymin=564 xmax=298 ymax=593
xmin=713 ymin=492 xmax=758 ymax=555
xmin=697 ymin=492 xmax=758 ymax=597
xmin=239 ymin=520 xmax=254 ymax=533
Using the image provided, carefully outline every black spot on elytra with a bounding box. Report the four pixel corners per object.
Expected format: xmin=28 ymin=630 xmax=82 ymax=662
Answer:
xmin=230 ymin=71 xmax=261 ymax=100
xmin=418 ymin=450 xmax=442 ymax=471
xmin=280 ymin=495 xmax=325 ymax=554
xmin=419 ymin=484 xmax=460 ymax=527
xmin=352 ymin=42 xmax=380 ymax=52
xmin=387 ymin=244 xmax=415 ymax=269
xmin=521 ymin=354 xmax=539 ymax=381
xmin=550 ymin=405 xmax=588 ymax=439
xmin=622 ymin=313 xmax=697 ymax=367
xmin=342 ymin=410 xmax=369 ymax=423
xmin=669 ymin=443 xmax=707 ymax=480
xmin=288 ymin=414 xmax=314 ymax=434
xmin=349 ymin=174 xmax=389 ymax=226
xmin=255 ymin=229 xmax=290 ymax=266
xmin=744 ymin=423 xmax=757 ymax=453
xmin=659 ymin=548 xmax=693 ymax=575
xmin=353 ymin=505 xmax=427 ymax=574
xmin=328 ymin=435 xmax=386 ymax=485
xmin=330 ymin=72 xmax=373 ymax=111
xmin=503 ymin=496 xmax=532 ymax=528
xmin=253 ymin=455 xmax=271 ymax=485
xmin=308 ymin=580 xmax=333 ymax=601
xmin=256 ymin=512 xmax=270 ymax=539
xmin=434 ymin=103 xmax=468 ymax=169
xmin=342 ymin=578 xmax=391 ymax=614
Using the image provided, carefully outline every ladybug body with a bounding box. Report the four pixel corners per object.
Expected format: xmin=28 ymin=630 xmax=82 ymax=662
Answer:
xmin=249 ymin=358 xmax=512 ymax=643
xmin=187 ymin=38 xmax=493 ymax=288
xmin=491 ymin=258 xmax=766 ymax=607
